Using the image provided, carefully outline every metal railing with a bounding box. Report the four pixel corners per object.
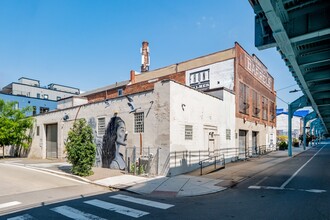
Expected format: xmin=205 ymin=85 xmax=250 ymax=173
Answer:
xmin=199 ymin=154 xmax=225 ymax=175
xmin=124 ymin=147 xmax=239 ymax=176
xmin=254 ymin=144 xmax=275 ymax=156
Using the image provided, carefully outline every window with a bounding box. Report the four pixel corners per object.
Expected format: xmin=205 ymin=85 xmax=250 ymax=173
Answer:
xmin=57 ymin=96 xmax=61 ymax=100
xmin=252 ymin=90 xmax=260 ymax=118
xmin=36 ymin=126 xmax=40 ymax=136
xmin=262 ymin=96 xmax=268 ymax=120
xmin=14 ymin=102 xmax=19 ymax=110
xmin=189 ymin=69 xmax=210 ymax=90
xmin=37 ymin=93 xmax=40 ymax=98
xmin=269 ymin=101 xmax=275 ymax=121
xmin=226 ymin=129 xmax=231 ymax=140
xmin=40 ymin=107 xmax=49 ymax=114
xmin=44 ymin=94 xmax=49 ymax=100
xmin=185 ymin=125 xmax=193 ymax=140
xmin=118 ymin=89 xmax=123 ymax=96
xmin=97 ymin=117 xmax=106 ymax=136
xmin=33 ymin=106 xmax=37 ymax=115
xmin=239 ymin=82 xmax=249 ymax=114
xmin=134 ymin=112 xmax=144 ymax=133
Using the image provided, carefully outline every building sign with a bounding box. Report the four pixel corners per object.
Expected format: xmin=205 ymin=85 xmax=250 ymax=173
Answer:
xmin=189 ymin=69 xmax=210 ymax=91
xmin=240 ymin=54 xmax=273 ymax=91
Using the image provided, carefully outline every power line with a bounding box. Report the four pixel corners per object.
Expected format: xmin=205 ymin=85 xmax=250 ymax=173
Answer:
xmin=276 ymin=94 xmax=289 ymax=105
xmin=276 ymin=83 xmax=297 ymax=92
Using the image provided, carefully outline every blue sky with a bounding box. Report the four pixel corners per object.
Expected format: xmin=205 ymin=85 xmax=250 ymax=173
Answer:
xmin=0 ymin=0 xmax=303 ymax=108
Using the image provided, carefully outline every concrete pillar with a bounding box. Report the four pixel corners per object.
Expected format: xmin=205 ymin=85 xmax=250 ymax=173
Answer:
xmin=303 ymin=117 xmax=307 ymax=150
xmin=288 ymin=104 xmax=293 ymax=157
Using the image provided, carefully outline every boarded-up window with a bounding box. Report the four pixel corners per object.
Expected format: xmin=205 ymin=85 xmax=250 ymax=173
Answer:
xmin=262 ymin=97 xmax=268 ymax=120
xmin=185 ymin=125 xmax=193 ymax=140
xmin=97 ymin=117 xmax=106 ymax=136
xmin=252 ymin=90 xmax=260 ymax=118
xmin=226 ymin=129 xmax=231 ymax=140
xmin=270 ymin=101 xmax=275 ymax=121
xmin=239 ymin=82 xmax=249 ymax=114
xmin=134 ymin=112 xmax=144 ymax=133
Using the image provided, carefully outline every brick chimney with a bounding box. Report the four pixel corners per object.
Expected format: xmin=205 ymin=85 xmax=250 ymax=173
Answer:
xmin=130 ymin=70 xmax=136 ymax=83
xmin=141 ymin=41 xmax=150 ymax=72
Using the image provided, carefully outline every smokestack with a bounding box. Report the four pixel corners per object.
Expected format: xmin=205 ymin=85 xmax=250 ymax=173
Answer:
xmin=141 ymin=41 xmax=150 ymax=72
xmin=130 ymin=70 xmax=136 ymax=83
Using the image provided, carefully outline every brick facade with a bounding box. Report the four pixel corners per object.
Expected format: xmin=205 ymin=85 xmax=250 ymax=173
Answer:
xmin=85 ymin=72 xmax=185 ymax=103
xmin=234 ymin=43 xmax=276 ymax=127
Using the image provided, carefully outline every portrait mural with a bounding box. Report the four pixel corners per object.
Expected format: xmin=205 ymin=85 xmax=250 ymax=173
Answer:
xmin=101 ymin=115 xmax=127 ymax=170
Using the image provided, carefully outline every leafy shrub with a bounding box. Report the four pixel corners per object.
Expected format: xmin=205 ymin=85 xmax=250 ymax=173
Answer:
xmin=277 ymin=135 xmax=288 ymax=143
xmin=130 ymin=162 xmax=146 ymax=175
xmin=278 ymin=141 xmax=288 ymax=150
xmin=65 ymin=119 xmax=96 ymax=176
xmin=293 ymin=138 xmax=299 ymax=147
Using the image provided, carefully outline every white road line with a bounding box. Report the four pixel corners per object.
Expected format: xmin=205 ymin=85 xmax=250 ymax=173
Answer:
xmin=84 ymin=199 xmax=149 ymax=218
xmin=110 ymin=194 xmax=174 ymax=210
xmin=0 ymin=201 xmax=21 ymax=209
xmin=280 ymin=145 xmax=325 ymax=189
xmin=304 ymin=189 xmax=326 ymax=193
xmin=51 ymin=205 xmax=106 ymax=220
xmin=7 ymin=214 xmax=37 ymax=220
xmin=0 ymin=163 xmax=88 ymax=185
xmin=248 ymin=185 xmax=327 ymax=193
xmin=248 ymin=186 xmax=261 ymax=189
xmin=255 ymin=176 xmax=268 ymax=186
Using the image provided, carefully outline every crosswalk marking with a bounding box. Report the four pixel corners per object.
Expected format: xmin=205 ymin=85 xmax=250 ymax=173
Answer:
xmin=7 ymin=214 xmax=37 ymax=220
xmin=6 ymin=194 xmax=174 ymax=219
xmin=110 ymin=194 xmax=174 ymax=210
xmin=51 ymin=205 xmax=107 ymax=220
xmin=0 ymin=201 xmax=21 ymax=209
xmin=84 ymin=199 xmax=149 ymax=218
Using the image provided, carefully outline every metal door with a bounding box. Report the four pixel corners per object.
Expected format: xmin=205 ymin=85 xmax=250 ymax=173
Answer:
xmin=252 ymin=131 xmax=258 ymax=155
xmin=239 ymin=130 xmax=247 ymax=159
xmin=46 ymin=124 xmax=58 ymax=158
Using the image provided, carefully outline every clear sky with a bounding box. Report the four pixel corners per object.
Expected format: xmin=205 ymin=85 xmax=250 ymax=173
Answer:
xmin=0 ymin=0 xmax=303 ymax=109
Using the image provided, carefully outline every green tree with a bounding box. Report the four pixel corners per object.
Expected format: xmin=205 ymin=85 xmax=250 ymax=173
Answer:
xmin=0 ymin=99 xmax=34 ymax=158
xmin=65 ymin=119 xmax=96 ymax=176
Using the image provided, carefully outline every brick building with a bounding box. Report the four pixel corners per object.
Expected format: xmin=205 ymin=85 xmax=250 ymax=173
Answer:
xmin=82 ymin=42 xmax=277 ymax=158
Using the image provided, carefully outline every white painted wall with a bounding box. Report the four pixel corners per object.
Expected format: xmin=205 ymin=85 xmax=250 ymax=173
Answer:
xmin=235 ymin=118 xmax=276 ymax=157
xmin=185 ymin=59 xmax=234 ymax=90
xmin=57 ymin=97 xmax=88 ymax=109
xmin=30 ymin=80 xmax=237 ymax=176
xmin=12 ymin=84 xmax=77 ymax=101
xmin=276 ymin=113 xmax=302 ymax=138
xmin=166 ymin=81 xmax=236 ymax=175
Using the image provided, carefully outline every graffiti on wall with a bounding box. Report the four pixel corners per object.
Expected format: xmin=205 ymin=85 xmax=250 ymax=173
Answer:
xmin=88 ymin=115 xmax=127 ymax=170
xmin=101 ymin=116 xmax=127 ymax=170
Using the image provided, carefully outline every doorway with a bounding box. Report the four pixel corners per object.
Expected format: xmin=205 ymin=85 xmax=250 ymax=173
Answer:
xmin=252 ymin=131 xmax=258 ymax=155
xmin=46 ymin=124 xmax=58 ymax=158
xmin=239 ymin=130 xmax=247 ymax=159
xmin=204 ymin=126 xmax=218 ymax=156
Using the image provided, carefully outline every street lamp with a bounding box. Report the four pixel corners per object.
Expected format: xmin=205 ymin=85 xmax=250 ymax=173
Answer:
xmin=289 ymin=89 xmax=301 ymax=93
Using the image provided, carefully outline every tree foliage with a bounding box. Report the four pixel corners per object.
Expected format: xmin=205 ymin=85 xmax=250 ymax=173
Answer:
xmin=0 ymin=99 xmax=34 ymax=157
xmin=65 ymin=119 xmax=96 ymax=176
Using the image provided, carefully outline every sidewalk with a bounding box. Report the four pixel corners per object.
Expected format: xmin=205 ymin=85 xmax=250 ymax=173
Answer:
xmin=0 ymin=145 xmax=315 ymax=198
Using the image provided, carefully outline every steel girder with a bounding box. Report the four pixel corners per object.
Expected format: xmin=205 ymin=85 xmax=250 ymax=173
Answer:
xmin=249 ymin=0 xmax=330 ymax=134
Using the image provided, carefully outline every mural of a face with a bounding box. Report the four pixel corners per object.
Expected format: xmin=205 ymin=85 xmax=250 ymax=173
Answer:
xmin=101 ymin=116 xmax=127 ymax=170
xmin=116 ymin=121 xmax=127 ymax=146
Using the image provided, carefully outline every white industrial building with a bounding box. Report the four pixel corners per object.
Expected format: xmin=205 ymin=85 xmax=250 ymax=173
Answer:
xmin=276 ymin=109 xmax=309 ymax=140
xmin=2 ymin=77 xmax=80 ymax=101
xmin=29 ymin=80 xmax=236 ymax=176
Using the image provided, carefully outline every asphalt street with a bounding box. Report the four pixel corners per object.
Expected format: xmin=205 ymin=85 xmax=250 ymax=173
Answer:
xmin=1 ymin=143 xmax=329 ymax=220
